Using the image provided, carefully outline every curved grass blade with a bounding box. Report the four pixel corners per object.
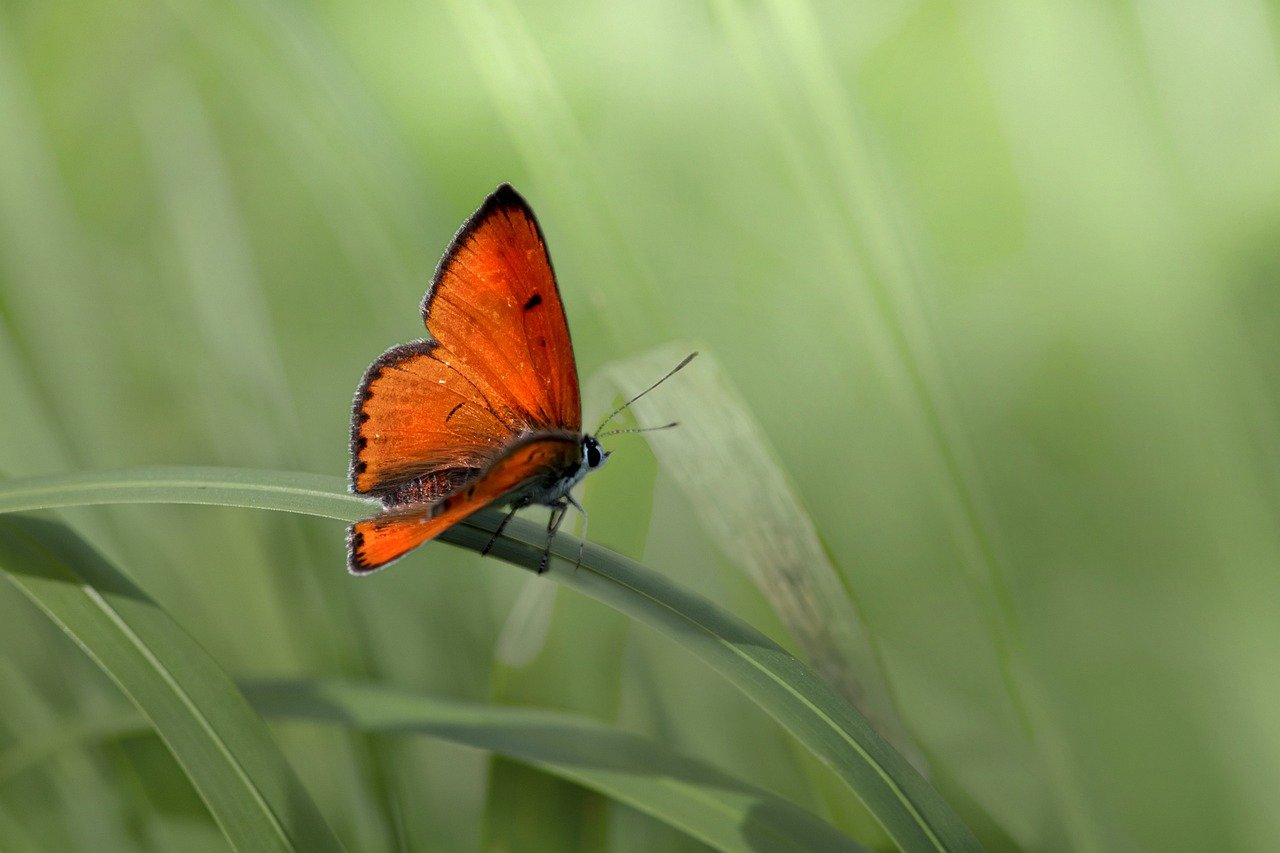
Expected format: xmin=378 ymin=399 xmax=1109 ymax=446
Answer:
xmin=0 ymin=468 xmax=981 ymax=851
xmin=0 ymin=681 xmax=868 ymax=853
xmin=479 ymin=521 xmax=980 ymax=853
xmin=0 ymin=515 xmax=345 ymax=853
xmin=246 ymin=678 xmax=869 ymax=853
xmin=0 ymin=467 xmax=362 ymax=521
xmin=600 ymin=345 xmax=924 ymax=768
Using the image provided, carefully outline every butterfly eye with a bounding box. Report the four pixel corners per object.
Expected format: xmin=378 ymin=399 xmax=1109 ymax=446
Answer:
xmin=584 ymin=438 xmax=605 ymax=469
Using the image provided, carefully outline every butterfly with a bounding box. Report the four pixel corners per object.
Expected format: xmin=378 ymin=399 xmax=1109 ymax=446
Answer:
xmin=347 ymin=184 xmax=692 ymax=574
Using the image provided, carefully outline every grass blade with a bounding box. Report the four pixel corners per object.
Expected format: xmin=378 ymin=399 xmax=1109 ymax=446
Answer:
xmin=0 ymin=467 xmax=362 ymax=521
xmin=246 ymin=678 xmax=869 ymax=853
xmin=504 ymin=534 xmax=980 ymax=852
xmin=0 ymin=515 xmax=345 ymax=853
xmin=0 ymin=468 xmax=980 ymax=850
xmin=0 ymin=680 xmax=869 ymax=853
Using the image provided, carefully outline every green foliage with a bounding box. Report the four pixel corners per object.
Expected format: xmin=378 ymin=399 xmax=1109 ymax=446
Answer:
xmin=0 ymin=470 xmax=975 ymax=850
xmin=0 ymin=515 xmax=345 ymax=853
xmin=1 ymin=0 xmax=1278 ymax=850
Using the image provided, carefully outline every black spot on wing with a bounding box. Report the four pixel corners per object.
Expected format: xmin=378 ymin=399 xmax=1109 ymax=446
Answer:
xmin=421 ymin=184 xmax=547 ymax=325
xmin=524 ymin=293 xmax=542 ymax=311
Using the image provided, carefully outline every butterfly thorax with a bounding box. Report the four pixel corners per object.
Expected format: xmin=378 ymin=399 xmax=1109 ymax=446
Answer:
xmin=519 ymin=434 xmax=608 ymax=508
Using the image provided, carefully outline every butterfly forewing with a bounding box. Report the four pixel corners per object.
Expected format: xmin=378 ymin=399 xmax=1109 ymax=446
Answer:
xmin=350 ymin=185 xmax=581 ymax=502
xmin=348 ymin=434 xmax=581 ymax=573
xmin=422 ymin=185 xmax=581 ymax=433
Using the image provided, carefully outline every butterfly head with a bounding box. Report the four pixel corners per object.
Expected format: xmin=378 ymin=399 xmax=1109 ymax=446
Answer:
xmin=582 ymin=434 xmax=610 ymax=471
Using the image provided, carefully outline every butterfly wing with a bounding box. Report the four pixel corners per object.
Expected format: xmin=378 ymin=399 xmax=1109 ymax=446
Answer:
xmin=350 ymin=339 xmax=497 ymax=500
xmin=350 ymin=184 xmax=581 ymax=501
xmin=348 ymin=433 xmax=580 ymax=573
xmin=423 ymin=184 xmax=581 ymax=433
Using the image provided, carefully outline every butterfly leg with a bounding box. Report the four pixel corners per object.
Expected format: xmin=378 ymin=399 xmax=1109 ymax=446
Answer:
xmin=538 ymin=501 xmax=569 ymax=574
xmin=564 ymin=494 xmax=588 ymax=571
xmin=481 ymin=503 xmax=523 ymax=557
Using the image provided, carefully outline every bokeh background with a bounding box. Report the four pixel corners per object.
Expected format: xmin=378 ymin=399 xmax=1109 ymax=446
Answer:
xmin=2 ymin=0 xmax=1280 ymax=850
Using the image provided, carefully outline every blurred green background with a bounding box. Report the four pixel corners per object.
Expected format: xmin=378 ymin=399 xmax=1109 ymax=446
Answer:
xmin=2 ymin=0 xmax=1280 ymax=850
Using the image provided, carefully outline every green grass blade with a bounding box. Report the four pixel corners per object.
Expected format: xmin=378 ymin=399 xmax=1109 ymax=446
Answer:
xmin=507 ymin=538 xmax=980 ymax=853
xmin=601 ymin=345 xmax=924 ymax=768
xmin=0 ymin=680 xmax=868 ymax=853
xmin=0 ymin=467 xmax=363 ymax=521
xmin=0 ymin=467 xmax=980 ymax=850
xmin=245 ymin=678 xmax=869 ymax=853
xmin=0 ymin=515 xmax=346 ymax=853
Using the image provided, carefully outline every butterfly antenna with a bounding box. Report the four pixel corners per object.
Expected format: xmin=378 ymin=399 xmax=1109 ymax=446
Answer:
xmin=597 ymin=422 xmax=679 ymax=439
xmin=593 ymin=352 xmax=698 ymax=436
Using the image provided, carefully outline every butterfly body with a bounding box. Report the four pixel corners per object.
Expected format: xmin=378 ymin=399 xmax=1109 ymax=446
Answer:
xmin=438 ymin=430 xmax=605 ymax=512
xmin=347 ymin=185 xmax=601 ymax=574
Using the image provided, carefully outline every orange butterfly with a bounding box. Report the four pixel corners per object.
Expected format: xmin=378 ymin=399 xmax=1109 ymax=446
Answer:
xmin=347 ymin=184 xmax=691 ymax=574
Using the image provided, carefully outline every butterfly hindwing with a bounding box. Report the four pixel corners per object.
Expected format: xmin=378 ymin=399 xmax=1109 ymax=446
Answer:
xmin=347 ymin=433 xmax=581 ymax=573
